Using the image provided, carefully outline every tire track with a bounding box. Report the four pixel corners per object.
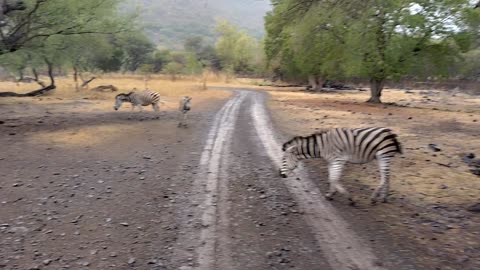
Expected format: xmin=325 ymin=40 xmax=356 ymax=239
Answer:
xmin=194 ymin=92 xmax=247 ymax=270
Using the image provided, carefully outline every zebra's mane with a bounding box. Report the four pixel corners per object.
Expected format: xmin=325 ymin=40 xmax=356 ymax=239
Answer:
xmin=115 ymin=92 xmax=134 ymax=101
xmin=282 ymin=130 xmax=331 ymax=152
xmin=282 ymin=135 xmax=313 ymax=151
xmin=314 ymin=128 xmax=330 ymax=135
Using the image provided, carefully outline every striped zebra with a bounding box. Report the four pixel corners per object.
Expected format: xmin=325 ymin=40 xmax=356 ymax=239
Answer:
xmin=114 ymin=89 xmax=161 ymax=112
xmin=280 ymin=127 xmax=402 ymax=204
xmin=178 ymin=96 xmax=192 ymax=127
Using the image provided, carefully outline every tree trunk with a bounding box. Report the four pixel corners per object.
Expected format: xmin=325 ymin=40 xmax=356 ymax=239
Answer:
xmin=18 ymin=68 xmax=24 ymax=81
xmin=201 ymin=71 xmax=207 ymax=90
xmin=32 ymin=67 xmax=46 ymax=88
xmin=367 ymin=78 xmax=384 ymax=103
xmin=44 ymin=57 xmax=55 ymax=86
xmin=73 ymin=66 xmax=79 ymax=91
xmin=316 ymin=76 xmax=325 ymax=91
xmin=308 ymin=75 xmax=317 ymax=90
xmin=0 ymin=56 xmax=56 ymax=97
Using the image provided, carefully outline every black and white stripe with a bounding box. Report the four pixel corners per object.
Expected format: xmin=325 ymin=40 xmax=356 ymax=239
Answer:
xmin=114 ymin=90 xmax=161 ymax=112
xmin=280 ymin=127 xmax=402 ymax=204
xmin=178 ymin=96 xmax=192 ymax=127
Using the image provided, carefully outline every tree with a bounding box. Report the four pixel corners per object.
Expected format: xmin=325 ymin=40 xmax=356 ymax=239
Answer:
xmin=0 ymin=0 xmax=135 ymax=97
xmin=150 ymin=49 xmax=172 ymax=73
xmin=0 ymin=0 xmax=130 ymax=55
xmin=265 ymin=0 xmax=478 ymax=103
xmin=120 ymin=32 xmax=155 ymax=72
xmin=184 ymin=36 xmax=222 ymax=71
xmin=215 ymin=20 xmax=264 ymax=75
xmin=163 ymin=62 xmax=182 ymax=81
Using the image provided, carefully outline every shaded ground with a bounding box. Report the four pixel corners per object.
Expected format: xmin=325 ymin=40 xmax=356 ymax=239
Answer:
xmin=0 ymin=92 xmax=229 ymax=269
xmin=1 ymin=82 xmax=479 ymax=270
xmin=267 ymin=87 xmax=480 ymax=270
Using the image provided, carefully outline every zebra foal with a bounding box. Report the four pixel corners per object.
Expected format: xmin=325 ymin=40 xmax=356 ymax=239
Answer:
xmin=178 ymin=96 xmax=192 ymax=127
xmin=114 ymin=89 xmax=161 ymax=112
xmin=280 ymin=127 xmax=402 ymax=204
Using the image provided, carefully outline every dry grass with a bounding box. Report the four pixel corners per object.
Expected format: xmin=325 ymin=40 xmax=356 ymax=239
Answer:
xmin=0 ymin=74 xmax=232 ymax=111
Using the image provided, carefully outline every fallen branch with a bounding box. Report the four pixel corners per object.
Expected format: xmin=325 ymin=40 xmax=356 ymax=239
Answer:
xmin=91 ymin=85 xmax=118 ymax=92
xmin=0 ymin=84 xmax=56 ymax=97
xmin=79 ymin=74 xmax=96 ymax=88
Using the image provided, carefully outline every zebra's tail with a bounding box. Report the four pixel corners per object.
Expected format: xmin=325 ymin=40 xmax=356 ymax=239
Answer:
xmin=391 ymin=134 xmax=403 ymax=154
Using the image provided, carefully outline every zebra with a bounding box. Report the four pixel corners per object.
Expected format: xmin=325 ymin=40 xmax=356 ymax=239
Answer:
xmin=178 ymin=96 xmax=192 ymax=127
xmin=114 ymin=89 xmax=161 ymax=112
xmin=279 ymin=127 xmax=402 ymax=205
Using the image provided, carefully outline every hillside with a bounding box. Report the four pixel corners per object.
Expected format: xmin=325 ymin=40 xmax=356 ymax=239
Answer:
xmin=123 ymin=0 xmax=271 ymax=49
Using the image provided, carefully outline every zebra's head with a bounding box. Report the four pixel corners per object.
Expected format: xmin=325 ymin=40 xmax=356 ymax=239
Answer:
xmin=279 ymin=137 xmax=302 ymax=178
xmin=114 ymin=92 xmax=132 ymax=111
xmin=183 ymin=96 xmax=192 ymax=105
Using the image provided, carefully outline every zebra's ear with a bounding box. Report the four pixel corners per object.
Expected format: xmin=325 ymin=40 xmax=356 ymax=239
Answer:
xmin=285 ymin=145 xmax=296 ymax=153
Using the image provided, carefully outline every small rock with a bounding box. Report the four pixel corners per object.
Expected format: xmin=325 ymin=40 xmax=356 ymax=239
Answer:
xmin=120 ymin=222 xmax=129 ymax=226
xmin=470 ymin=168 xmax=480 ymax=176
xmin=438 ymin=184 xmax=448 ymax=190
xmin=43 ymin=259 xmax=52 ymax=265
xmin=79 ymin=261 xmax=90 ymax=266
xmin=128 ymin=258 xmax=136 ymax=265
xmin=467 ymin=203 xmax=480 ymax=212
xmin=428 ymin=144 xmax=441 ymax=152
xmin=147 ymin=259 xmax=158 ymax=265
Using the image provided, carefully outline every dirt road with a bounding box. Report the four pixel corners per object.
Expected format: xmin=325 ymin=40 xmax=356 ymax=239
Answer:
xmin=1 ymin=88 xmax=428 ymax=269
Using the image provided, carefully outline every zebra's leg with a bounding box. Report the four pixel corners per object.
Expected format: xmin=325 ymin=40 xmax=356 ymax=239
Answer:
xmin=325 ymin=160 xmax=348 ymax=199
xmin=177 ymin=112 xmax=183 ymax=127
xmin=371 ymin=156 xmax=392 ymax=204
xmin=183 ymin=112 xmax=188 ymax=127
xmin=152 ymin=103 xmax=160 ymax=112
xmin=326 ymin=160 xmax=354 ymax=204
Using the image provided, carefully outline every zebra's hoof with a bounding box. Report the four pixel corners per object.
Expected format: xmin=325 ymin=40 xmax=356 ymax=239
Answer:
xmin=370 ymin=198 xmax=378 ymax=205
xmin=348 ymin=199 xmax=356 ymax=206
xmin=325 ymin=194 xmax=334 ymax=201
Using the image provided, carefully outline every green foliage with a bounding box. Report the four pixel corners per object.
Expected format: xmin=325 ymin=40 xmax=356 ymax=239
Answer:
xmin=215 ymin=20 xmax=264 ymax=74
xmin=265 ymin=0 xmax=479 ymax=101
xmin=150 ymin=50 xmax=173 ymax=73
xmin=0 ymin=0 xmax=130 ymax=55
xmin=120 ymin=32 xmax=155 ymax=72
xmin=163 ymin=62 xmax=182 ymax=80
xmin=122 ymin=0 xmax=270 ymax=49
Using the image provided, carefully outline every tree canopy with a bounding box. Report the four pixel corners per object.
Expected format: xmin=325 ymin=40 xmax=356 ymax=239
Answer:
xmin=0 ymin=0 xmax=130 ymax=55
xmin=265 ymin=0 xmax=480 ymax=102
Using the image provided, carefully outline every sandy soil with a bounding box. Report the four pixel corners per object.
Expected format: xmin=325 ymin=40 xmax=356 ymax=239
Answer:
xmin=0 ymin=78 xmax=230 ymax=269
xmin=1 ymin=76 xmax=479 ymax=270
xmin=267 ymin=87 xmax=480 ymax=270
